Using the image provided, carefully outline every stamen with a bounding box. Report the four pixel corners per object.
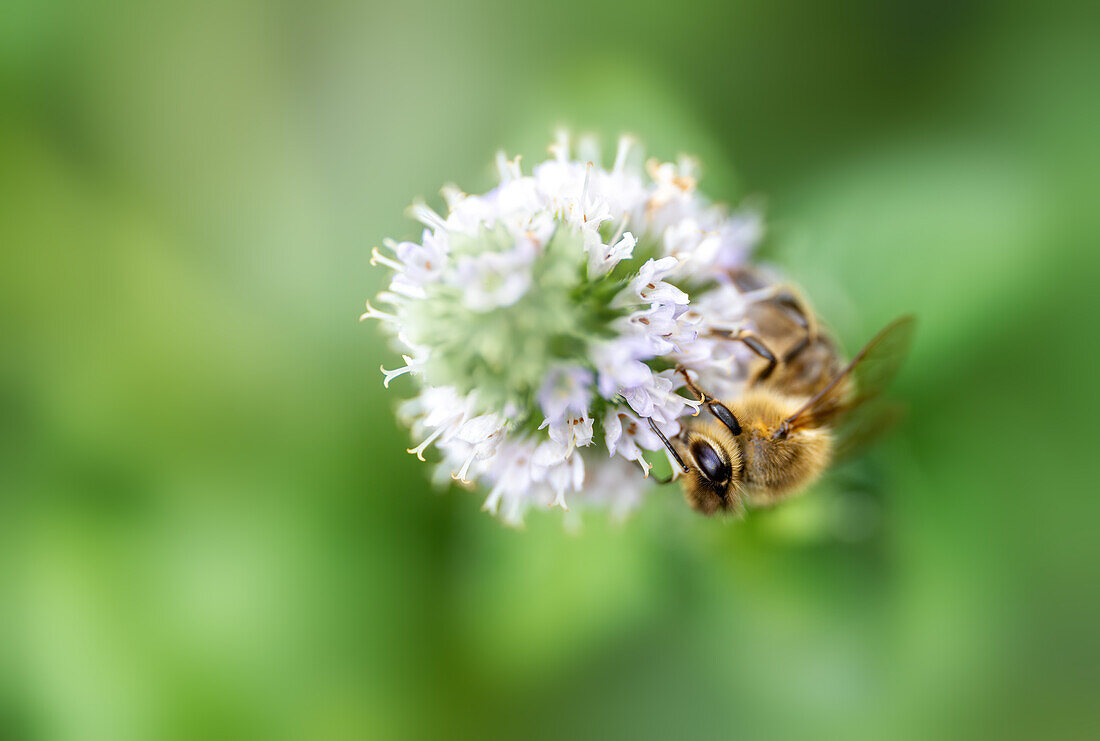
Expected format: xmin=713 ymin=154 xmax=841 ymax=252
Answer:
xmin=359 ymin=300 xmax=396 ymax=323
xmin=653 ymin=383 xmax=703 ymax=414
xmin=551 ymin=489 xmax=570 ymax=511
xmin=495 ymin=152 xmax=522 ymax=183
xmin=482 ymin=486 xmax=504 ymax=514
xmin=452 ymin=450 xmax=477 ymax=483
xmin=548 ymin=129 xmax=570 ymax=162
xmin=636 ymin=456 xmax=653 ymax=478
xmin=613 ymin=135 xmax=635 ymax=175
xmin=609 ymin=214 xmax=631 ymax=247
xmin=440 ymin=184 xmax=466 ymax=210
xmin=645 ymin=157 xmax=662 ymax=181
xmin=380 ymin=355 xmax=415 ymax=387
xmin=407 ymin=201 xmax=449 ymax=232
xmin=406 ymin=425 xmax=445 ymax=461
xmin=581 ymin=161 xmax=594 ymax=206
xmin=577 ymin=135 xmax=599 ymax=165
xmin=677 ymin=155 xmax=699 ymax=181
xmin=370 ymin=247 xmax=404 ymax=271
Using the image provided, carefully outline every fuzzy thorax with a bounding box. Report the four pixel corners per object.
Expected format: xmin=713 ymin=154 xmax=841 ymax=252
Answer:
xmin=731 ymin=388 xmax=832 ymax=500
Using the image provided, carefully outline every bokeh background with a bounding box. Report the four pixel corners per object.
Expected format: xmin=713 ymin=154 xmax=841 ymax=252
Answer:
xmin=2 ymin=1 xmax=1098 ymax=738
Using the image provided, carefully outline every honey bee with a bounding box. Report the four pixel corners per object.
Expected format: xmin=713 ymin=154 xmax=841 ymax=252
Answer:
xmin=646 ymin=273 xmax=915 ymax=516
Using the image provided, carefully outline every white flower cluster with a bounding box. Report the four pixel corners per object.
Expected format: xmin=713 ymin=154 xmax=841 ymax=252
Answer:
xmin=364 ymin=134 xmax=769 ymax=525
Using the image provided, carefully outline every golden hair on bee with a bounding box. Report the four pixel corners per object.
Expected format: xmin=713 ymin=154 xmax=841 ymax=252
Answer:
xmin=726 ymin=389 xmax=832 ymax=503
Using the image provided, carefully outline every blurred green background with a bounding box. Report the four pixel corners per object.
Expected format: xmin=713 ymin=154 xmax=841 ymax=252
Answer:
xmin=2 ymin=1 xmax=1098 ymax=738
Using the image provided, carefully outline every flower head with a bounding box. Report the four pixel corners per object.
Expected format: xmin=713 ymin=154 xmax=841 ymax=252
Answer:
xmin=365 ymin=134 xmax=767 ymax=524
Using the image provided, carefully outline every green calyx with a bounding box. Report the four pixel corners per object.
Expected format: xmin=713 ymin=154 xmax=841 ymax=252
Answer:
xmin=401 ymin=225 xmax=628 ymax=420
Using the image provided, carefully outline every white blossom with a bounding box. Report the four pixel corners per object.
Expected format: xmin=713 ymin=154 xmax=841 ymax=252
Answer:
xmin=365 ymin=134 xmax=771 ymax=524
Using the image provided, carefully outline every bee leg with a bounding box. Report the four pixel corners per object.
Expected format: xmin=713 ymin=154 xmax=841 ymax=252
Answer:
xmin=783 ymin=335 xmax=811 ymax=364
xmin=675 ymin=365 xmax=712 ymax=402
xmin=740 ymin=331 xmax=779 ymax=381
xmin=709 ymin=330 xmax=779 ymax=382
xmin=769 ymin=285 xmax=817 ymax=362
xmin=769 ymin=283 xmax=817 ymax=334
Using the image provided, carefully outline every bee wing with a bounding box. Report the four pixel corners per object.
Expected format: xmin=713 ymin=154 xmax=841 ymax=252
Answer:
xmin=832 ymin=399 xmax=907 ymax=462
xmin=845 ymin=314 xmax=916 ymax=409
xmin=782 ymin=315 xmax=916 ymax=433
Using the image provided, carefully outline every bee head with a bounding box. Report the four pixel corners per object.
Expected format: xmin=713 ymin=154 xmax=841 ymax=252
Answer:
xmin=678 ymin=424 xmax=744 ymax=516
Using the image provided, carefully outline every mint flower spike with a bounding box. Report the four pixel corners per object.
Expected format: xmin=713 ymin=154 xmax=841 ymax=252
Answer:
xmin=365 ymin=134 xmax=767 ymax=525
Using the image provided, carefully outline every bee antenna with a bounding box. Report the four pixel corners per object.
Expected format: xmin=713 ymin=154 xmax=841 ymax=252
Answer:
xmin=647 ymin=418 xmax=689 ymax=474
xmin=706 ymin=401 xmax=742 ymax=436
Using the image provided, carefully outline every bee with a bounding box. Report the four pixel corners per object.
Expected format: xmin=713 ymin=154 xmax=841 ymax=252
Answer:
xmin=646 ymin=275 xmax=915 ymax=516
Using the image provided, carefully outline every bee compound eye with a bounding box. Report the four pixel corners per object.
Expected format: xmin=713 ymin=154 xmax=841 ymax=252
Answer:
xmin=690 ymin=439 xmax=731 ymax=484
